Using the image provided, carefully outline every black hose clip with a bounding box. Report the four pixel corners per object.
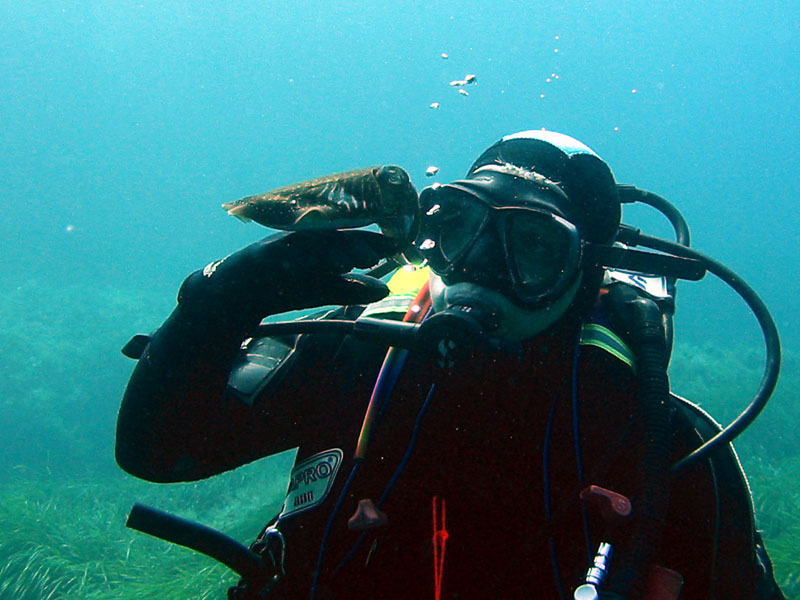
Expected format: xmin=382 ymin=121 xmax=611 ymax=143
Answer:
xmin=228 ymin=526 xmax=287 ymax=599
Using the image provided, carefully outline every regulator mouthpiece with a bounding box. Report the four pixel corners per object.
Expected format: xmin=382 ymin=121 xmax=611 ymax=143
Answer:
xmin=417 ymin=300 xmax=501 ymax=366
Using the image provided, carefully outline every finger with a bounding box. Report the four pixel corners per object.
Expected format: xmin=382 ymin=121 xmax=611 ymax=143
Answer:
xmin=283 ymin=230 xmax=397 ymax=273
xmin=288 ymin=273 xmax=389 ymax=311
xmin=317 ymin=273 xmax=390 ymax=306
xmin=334 ymin=230 xmax=399 ymax=269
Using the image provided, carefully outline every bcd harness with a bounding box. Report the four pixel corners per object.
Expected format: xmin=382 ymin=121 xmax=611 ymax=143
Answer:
xmin=229 ymin=266 xmax=667 ymax=600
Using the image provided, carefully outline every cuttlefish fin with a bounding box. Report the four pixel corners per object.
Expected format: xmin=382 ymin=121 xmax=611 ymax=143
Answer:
xmin=293 ymin=207 xmax=330 ymax=228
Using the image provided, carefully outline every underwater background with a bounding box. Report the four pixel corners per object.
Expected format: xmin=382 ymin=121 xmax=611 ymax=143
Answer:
xmin=1 ymin=0 xmax=798 ymax=597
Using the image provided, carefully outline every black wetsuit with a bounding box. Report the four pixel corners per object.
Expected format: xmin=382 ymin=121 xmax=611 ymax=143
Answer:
xmin=116 ymin=296 xmax=781 ymax=600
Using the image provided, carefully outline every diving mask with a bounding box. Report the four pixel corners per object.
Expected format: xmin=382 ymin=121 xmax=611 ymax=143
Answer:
xmin=416 ymin=178 xmax=584 ymax=309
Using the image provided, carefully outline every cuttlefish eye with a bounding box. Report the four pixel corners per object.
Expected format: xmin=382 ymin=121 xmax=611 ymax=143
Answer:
xmin=377 ymin=165 xmax=408 ymax=186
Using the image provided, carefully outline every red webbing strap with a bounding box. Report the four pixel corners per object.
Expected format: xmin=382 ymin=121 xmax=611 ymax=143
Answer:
xmin=432 ymin=495 xmax=449 ymax=600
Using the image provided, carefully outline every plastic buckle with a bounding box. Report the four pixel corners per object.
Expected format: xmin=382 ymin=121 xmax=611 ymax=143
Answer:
xmin=580 ymin=485 xmax=632 ymax=523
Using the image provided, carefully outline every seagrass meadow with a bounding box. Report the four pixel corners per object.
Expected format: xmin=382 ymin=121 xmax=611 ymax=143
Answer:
xmin=0 ymin=281 xmax=798 ymax=599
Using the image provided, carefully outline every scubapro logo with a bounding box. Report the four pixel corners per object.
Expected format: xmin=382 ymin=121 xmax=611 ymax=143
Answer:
xmin=280 ymin=449 xmax=343 ymax=519
xmin=288 ymin=459 xmax=335 ymax=492
xmin=293 ymin=491 xmax=314 ymax=506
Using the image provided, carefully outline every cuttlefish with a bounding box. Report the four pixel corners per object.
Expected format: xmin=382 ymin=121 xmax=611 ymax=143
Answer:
xmin=223 ymin=165 xmax=419 ymax=245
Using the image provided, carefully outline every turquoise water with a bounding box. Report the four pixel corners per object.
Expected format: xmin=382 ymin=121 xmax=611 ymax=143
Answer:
xmin=3 ymin=1 xmax=798 ymax=344
xmin=1 ymin=1 xmax=798 ymax=597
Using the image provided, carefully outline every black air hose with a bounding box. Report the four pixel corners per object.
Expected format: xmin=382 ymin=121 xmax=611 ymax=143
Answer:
xmin=126 ymin=504 xmax=272 ymax=591
xmin=602 ymin=285 xmax=672 ymax=599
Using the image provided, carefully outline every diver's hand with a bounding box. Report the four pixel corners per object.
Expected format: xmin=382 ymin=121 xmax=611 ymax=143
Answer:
xmin=177 ymin=230 xmax=393 ymax=323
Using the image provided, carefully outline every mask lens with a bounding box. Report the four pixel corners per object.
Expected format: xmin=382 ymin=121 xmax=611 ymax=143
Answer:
xmin=438 ymin=197 xmax=489 ymax=262
xmin=505 ymin=211 xmax=580 ymax=301
xmin=418 ymin=186 xmax=490 ymax=273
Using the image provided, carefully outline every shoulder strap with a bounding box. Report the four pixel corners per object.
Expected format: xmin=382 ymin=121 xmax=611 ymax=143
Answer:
xmin=580 ymin=322 xmax=635 ymax=371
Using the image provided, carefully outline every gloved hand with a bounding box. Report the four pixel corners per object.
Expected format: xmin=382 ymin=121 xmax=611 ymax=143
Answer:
xmin=177 ymin=230 xmax=394 ymax=327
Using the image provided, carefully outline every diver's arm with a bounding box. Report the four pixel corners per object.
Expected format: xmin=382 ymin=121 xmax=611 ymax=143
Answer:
xmin=115 ymin=299 xmax=258 ymax=482
xmin=115 ymin=230 xmax=391 ymax=483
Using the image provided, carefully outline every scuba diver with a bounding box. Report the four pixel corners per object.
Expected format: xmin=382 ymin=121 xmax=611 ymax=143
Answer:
xmin=116 ymin=131 xmax=785 ymax=600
